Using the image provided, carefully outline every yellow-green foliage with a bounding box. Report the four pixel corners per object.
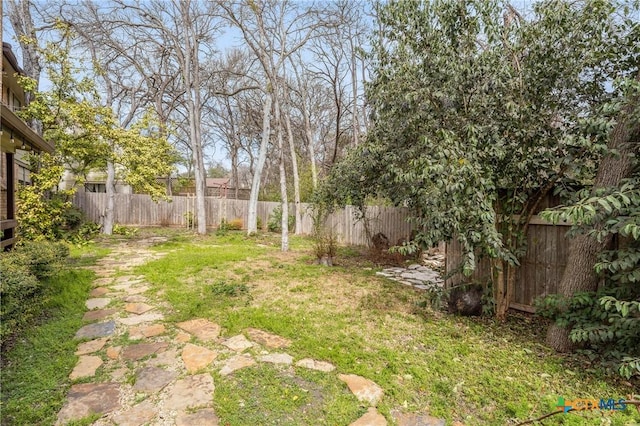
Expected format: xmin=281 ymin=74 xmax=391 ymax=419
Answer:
xmin=17 ymin=154 xmax=76 ymax=241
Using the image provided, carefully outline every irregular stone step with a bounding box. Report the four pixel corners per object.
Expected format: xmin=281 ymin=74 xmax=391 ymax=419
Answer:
xmin=106 ymin=346 xmax=121 ymax=360
xmin=82 ymin=308 xmax=118 ymax=322
xmin=56 ymin=383 xmax=120 ymax=425
xmin=125 ymin=302 xmax=155 ymax=315
xmin=75 ymin=320 xmax=116 ymax=339
xmin=89 ymin=287 xmax=109 ymax=297
xmin=123 ymin=295 xmax=148 ymax=303
xmin=258 ymin=353 xmax=293 ymax=365
xmin=338 ymin=374 xmax=384 ymax=406
xmin=246 ymin=328 xmax=291 ymax=348
xmin=86 ymin=298 xmax=111 ymax=310
xmin=390 ymin=409 xmax=446 ymax=426
xmin=111 ymin=400 xmax=156 ymax=426
xmin=222 ymin=334 xmax=254 ymax=352
xmin=69 ymin=355 xmax=103 ymax=379
xmin=124 ymin=286 xmax=150 ymax=295
xmin=177 ymin=318 xmax=221 ymax=342
xmin=164 ymin=374 xmax=215 ymax=411
xmin=350 ymin=407 xmax=387 ymax=426
xmin=219 ymin=354 xmax=256 ymax=376
xmin=129 ymin=324 xmax=166 ymax=340
xmin=122 ymin=342 xmax=169 ymax=361
xmin=75 ymin=338 xmax=108 ymax=355
xmin=182 ymin=343 xmax=218 ymax=373
xmin=295 ymin=358 xmax=336 ymax=372
xmin=118 ymin=312 xmax=164 ymax=326
xmin=176 ymin=408 xmax=219 ymax=426
xmin=132 ymin=366 xmax=177 ymax=392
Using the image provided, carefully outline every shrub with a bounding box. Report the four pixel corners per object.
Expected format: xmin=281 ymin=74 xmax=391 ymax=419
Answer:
xmin=0 ymin=241 xmax=69 ymax=347
xmin=217 ymin=218 xmax=244 ymax=236
xmin=267 ymin=205 xmax=294 ymax=233
xmin=12 ymin=241 xmax=69 ymax=280
xmin=112 ymin=224 xmax=138 ymax=236
xmin=228 ymin=218 xmax=243 ymax=230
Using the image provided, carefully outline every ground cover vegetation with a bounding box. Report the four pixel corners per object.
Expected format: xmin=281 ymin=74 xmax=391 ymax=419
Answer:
xmin=132 ymin=230 xmax=638 ymax=425
xmin=316 ymin=0 xmax=640 ymax=378
xmin=0 ymin=242 xmax=102 ymax=425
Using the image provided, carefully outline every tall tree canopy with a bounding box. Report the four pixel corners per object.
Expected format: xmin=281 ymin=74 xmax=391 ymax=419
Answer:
xmin=318 ymin=0 xmax=639 ymax=318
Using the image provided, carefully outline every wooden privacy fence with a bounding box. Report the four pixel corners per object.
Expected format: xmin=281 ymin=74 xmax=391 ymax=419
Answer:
xmin=72 ymin=192 xmax=414 ymax=247
xmin=445 ymin=215 xmax=574 ymax=312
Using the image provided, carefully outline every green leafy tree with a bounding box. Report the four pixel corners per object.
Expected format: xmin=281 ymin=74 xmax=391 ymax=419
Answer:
xmin=317 ymin=0 xmax=638 ymax=319
xmin=18 ymin=23 xmax=175 ymax=236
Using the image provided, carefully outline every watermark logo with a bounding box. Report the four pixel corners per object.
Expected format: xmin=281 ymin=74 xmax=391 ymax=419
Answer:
xmin=556 ymin=397 xmax=627 ymax=413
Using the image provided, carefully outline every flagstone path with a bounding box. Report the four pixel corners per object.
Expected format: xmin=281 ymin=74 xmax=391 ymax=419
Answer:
xmin=57 ymin=236 xmax=448 ymax=426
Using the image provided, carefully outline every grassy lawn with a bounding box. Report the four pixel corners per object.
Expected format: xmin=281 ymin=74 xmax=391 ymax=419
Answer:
xmin=1 ymin=230 xmax=637 ymax=426
xmin=0 ymin=243 xmax=108 ymax=426
xmin=133 ymin=230 xmax=639 ymax=426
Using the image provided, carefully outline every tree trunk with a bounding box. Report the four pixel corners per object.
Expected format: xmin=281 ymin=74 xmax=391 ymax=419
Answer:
xmin=103 ymin=160 xmax=116 ymax=235
xmin=274 ymin=96 xmax=289 ymax=251
xmin=247 ymin=91 xmax=272 ymax=234
xmin=284 ymin=107 xmax=302 ymax=235
xmin=546 ymin=75 xmax=640 ymax=351
xmin=303 ymin=99 xmax=318 ymax=189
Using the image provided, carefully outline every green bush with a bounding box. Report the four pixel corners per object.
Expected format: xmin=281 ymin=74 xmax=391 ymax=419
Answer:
xmin=12 ymin=241 xmax=69 ymax=280
xmin=267 ymin=205 xmax=294 ymax=233
xmin=0 ymin=241 xmax=69 ymax=347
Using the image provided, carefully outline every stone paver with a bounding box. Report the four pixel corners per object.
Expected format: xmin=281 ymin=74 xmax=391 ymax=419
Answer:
xmin=295 ymin=358 xmax=336 ymax=372
xmin=92 ymin=277 xmax=114 ymax=287
xmin=111 ymin=400 xmax=156 ymax=426
xmin=124 ymin=286 xmax=149 ymax=295
xmin=118 ymin=312 xmax=164 ymax=326
xmin=258 ymin=353 xmax=294 ymax=365
xmin=222 ymin=334 xmax=253 ymax=352
xmin=339 ymin=374 xmax=384 ymax=406
xmin=82 ymin=308 xmax=118 ymax=322
xmin=246 ymin=328 xmax=291 ymax=348
xmin=177 ymin=318 xmax=221 ymax=341
xmin=122 ymin=342 xmax=169 ymax=361
xmin=145 ymin=347 xmax=180 ymax=367
xmin=56 ymin=383 xmax=120 ymax=424
xmin=350 ymin=407 xmax=387 ymax=426
xmin=123 ymin=295 xmax=147 ymax=303
xmin=132 ymin=366 xmax=177 ymax=392
xmin=164 ymin=374 xmax=215 ymax=411
xmin=75 ymin=338 xmax=108 ymax=355
xmin=70 ymin=355 xmax=103 ymax=379
xmin=89 ymin=287 xmax=109 ymax=297
xmin=75 ymin=320 xmax=116 ymax=339
xmin=129 ymin=324 xmax=165 ymax=340
xmin=86 ymin=298 xmax=111 ymax=310
xmin=176 ymin=331 xmax=191 ymax=343
xmin=390 ymin=410 xmax=445 ymax=426
xmin=124 ymin=302 xmax=154 ymax=315
xmin=219 ymin=354 xmax=256 ymax=376
xmin=182 ymin=343 xmax=218 ymax=373
xmin=106 ymin=346 xmax=121 ymax=360
xmin=175 ymin=408 xmax=219 ymax=426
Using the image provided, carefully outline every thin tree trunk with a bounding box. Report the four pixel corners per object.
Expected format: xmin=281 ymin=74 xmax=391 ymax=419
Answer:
xmin=274 ymin=96 xmax=289 ymax=251
xmin=303 ymin=99 xmax=318 ymax=188
xmin=546 ymin=76 xmax=640 ymax=351
xmin=247 ymin=92 xmax=272 ymax=234
xmin=350 ymin=38 xmax=359 ymax=147
xmin=103 ymin=160 xmax=116 ymax=235
xmin=284 ymin=105 xmax=302 ymax=235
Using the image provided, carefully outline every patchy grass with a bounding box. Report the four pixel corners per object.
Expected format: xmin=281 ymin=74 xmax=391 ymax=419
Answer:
xmin=0 ymin=254 xmax=98 ymax=425
xmin=133 ymin=230 xmax=639 ymax=426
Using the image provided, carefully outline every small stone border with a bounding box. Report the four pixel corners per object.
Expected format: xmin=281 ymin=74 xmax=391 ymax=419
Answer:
xmin=376 ymin=263 xmax=444 ymax=291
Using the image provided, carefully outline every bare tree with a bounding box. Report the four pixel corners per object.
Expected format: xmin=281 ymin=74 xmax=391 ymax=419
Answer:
xmin=220 ymin=0 xmax=329 ymax=249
